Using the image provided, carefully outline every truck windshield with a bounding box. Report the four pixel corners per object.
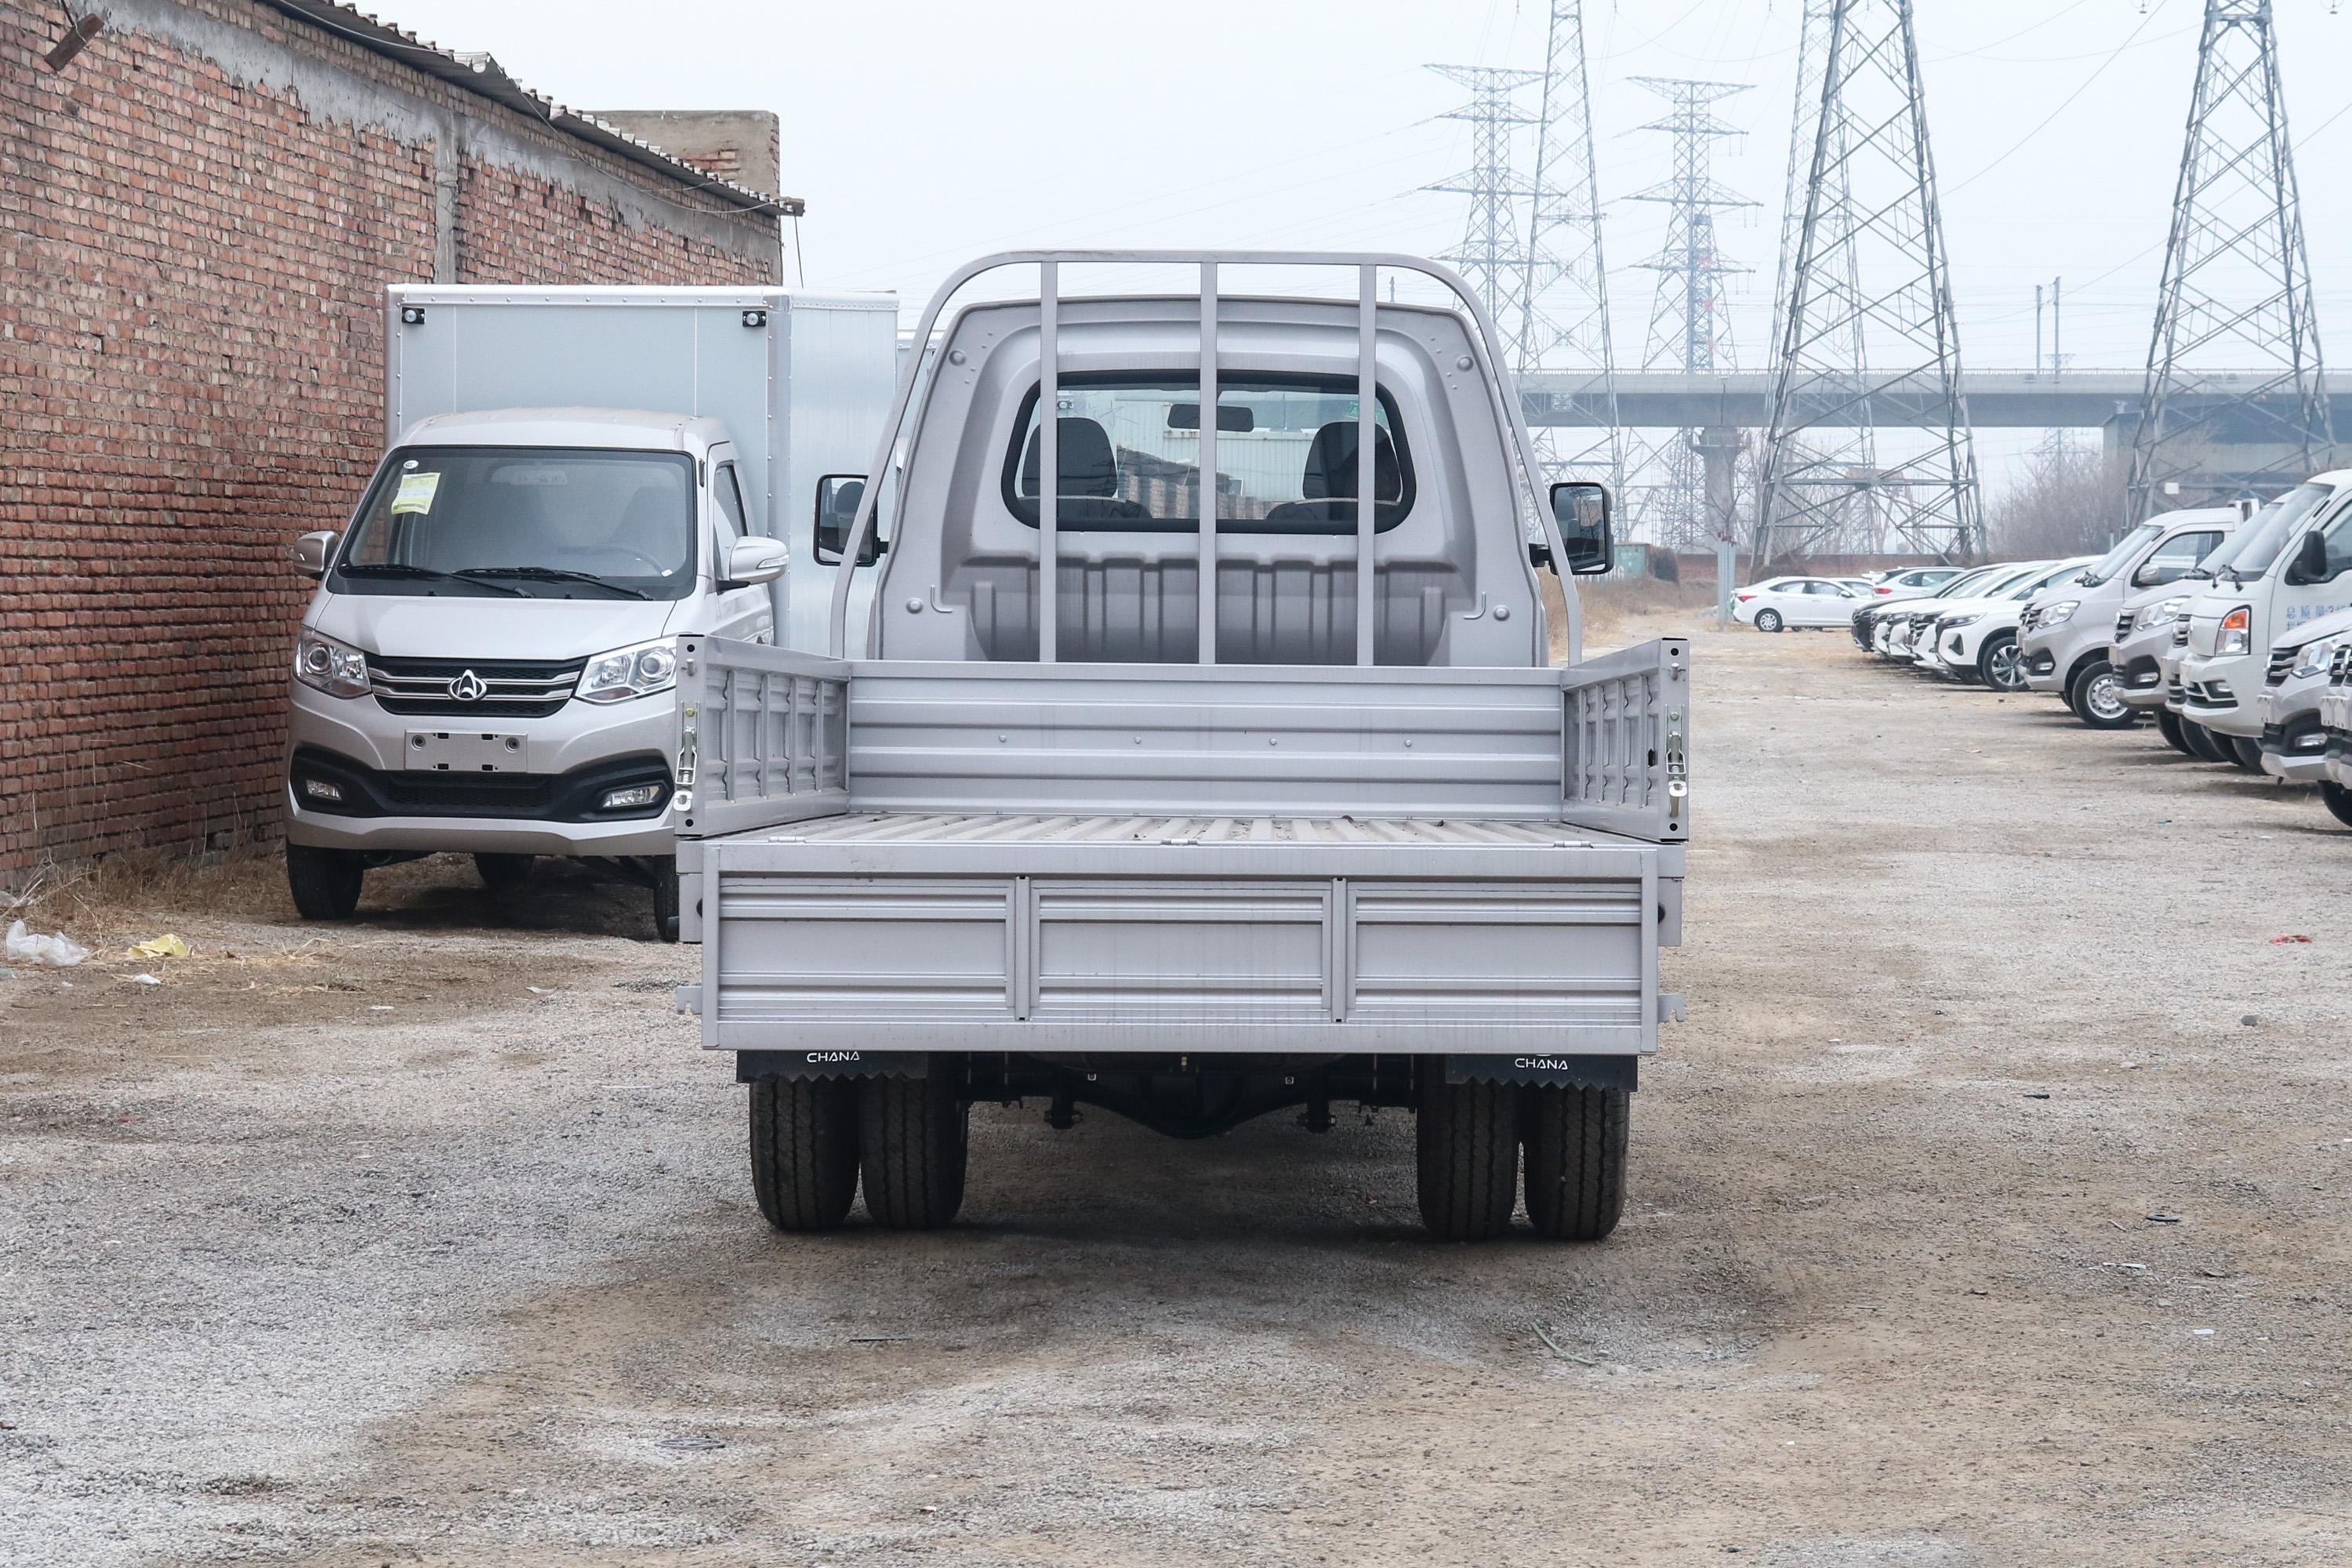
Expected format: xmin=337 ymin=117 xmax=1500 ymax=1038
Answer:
xmin=333 ymin=446 xmax=698 ymax=600
xmin=2077 ymin=524 xmax=2161 ymax=587
xmin=1003 ymin=376 xmax=1411 ymax=534
xmin=2216 ymin=484 xmax=2334 ymax=583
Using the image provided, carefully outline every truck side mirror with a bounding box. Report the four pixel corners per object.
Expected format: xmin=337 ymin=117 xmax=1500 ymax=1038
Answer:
xmin=813 ymin=474 xmax=884 ymax=566
xmin=291 ymin=530 xmax=337 ymax=577
xmin=1549 ymin=481 xmax=1613 ymax=576
xmin=2288 ymin=528 xmax=2331 ymax=586
xmin=722 ymin=537 xmax=789 ymax=589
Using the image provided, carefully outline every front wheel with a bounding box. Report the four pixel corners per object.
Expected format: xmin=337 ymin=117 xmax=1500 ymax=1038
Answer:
xmin=2228 ymin=735 xmax=2265 ymax=773
xmin=2068 ymin=660 xmax=2136 ymax=729
xmin=2321 ymin=781 xmax=2352 ymax=829
xmin=2156 ymin=708 xmax=2194 ymax=755
xmin=2182 ymin=720 xmax=2230 ymax=763
xmin=285 ymin=844 xmax=363 ymax=920
xmin=1978 ymin=633 xmax=2024 ymax=692
xmin=648 ymin=855 xmax=681 ymax=943
xmin=858 ymin=1065 xmax=968 ymax=1229
xmin=1753 ymin=608 xmax=1784 ymax=633
xmin=474 ymin=852 xmax=534 ymax=889
xmin=1416 ymin=1062 xmax=1518 ymax=1240
xmin=749 ymin=1076 xmax=861 ymax=1231
xmin=1521 ymin=1084 xmax=1628 ymax=1241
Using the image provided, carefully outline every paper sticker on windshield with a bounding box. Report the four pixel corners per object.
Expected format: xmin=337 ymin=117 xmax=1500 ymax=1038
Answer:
xmin=391 ymin=473 xmax=441 ymax=514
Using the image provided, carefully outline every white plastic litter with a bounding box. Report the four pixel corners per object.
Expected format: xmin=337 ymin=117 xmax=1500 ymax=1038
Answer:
xmin=5 ymin=920 xmax=90 ymax=967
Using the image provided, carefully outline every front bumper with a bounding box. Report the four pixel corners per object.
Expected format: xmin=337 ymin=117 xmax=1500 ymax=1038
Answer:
xmin=285 ymin=679 xmax=680 ymax=857
xmin=2175 ymin=651 xmax=2263 ymax=738
xmin=2021 ymin=616 xmax=2103 ymax=696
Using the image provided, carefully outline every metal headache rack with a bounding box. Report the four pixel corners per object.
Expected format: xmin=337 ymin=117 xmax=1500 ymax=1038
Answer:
xmin=823 ymin=249 xmax=1582 ymax=666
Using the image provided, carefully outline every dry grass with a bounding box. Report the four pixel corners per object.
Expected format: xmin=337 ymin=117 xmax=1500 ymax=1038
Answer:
xmin=7 ymin=841 xmax=295 ymax=929
xmin=1554 ymin=576 xmax=1719 ymax=658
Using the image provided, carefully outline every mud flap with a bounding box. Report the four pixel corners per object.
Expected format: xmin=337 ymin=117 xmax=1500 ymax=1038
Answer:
xmin=1443 ymin=1053 xmax=1638 ymax=1091
xmin=735 ymin=1049 xmax=931 ymax=1083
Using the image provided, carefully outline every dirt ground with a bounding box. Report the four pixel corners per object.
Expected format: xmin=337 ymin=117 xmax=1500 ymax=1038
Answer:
xmin=5 ymin=617 xmax=2350 ymax=1566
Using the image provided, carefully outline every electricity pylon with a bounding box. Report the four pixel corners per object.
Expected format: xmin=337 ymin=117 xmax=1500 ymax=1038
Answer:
xmin=2129 ymin=0 xmax=2331 ymax=521
xmin=1758 ymin=0 xmax=1981 ymax=564
xmin=1513 ymin=3 xmax=1624 ymax=498
xmin=1625 ymin=77 xmax=1756 ymax=551
xmin=1422 ymin=64 xmax=1544 ymax=335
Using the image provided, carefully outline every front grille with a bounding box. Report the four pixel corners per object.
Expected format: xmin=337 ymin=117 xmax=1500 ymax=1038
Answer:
xmin=2266 ymin=646 xmax=2299 ymax=686
xmin=368 ymin=655 xmax=586 ymax=718
xmin=290 ymin=745 xmax=671 ymax=821
xmin=2332 ymin=644 xmax=2352 ymax=681
xmin=2114 ymin=612 xmax=2136 ymax=644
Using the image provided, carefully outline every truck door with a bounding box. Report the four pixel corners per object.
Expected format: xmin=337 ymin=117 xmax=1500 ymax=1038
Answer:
xmin=2281 ymin=499 xmax=2352 ymax=637
xmin=709 ymin=448 xmax=775 ymax=644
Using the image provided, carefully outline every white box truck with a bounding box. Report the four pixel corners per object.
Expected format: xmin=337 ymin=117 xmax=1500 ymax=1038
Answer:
xmin=282 ymin=286 xmax=898 ymax=938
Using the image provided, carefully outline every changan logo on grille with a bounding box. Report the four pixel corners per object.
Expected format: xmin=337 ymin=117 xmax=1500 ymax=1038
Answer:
xmin=448 ymin=670 xmax=488 ymax=703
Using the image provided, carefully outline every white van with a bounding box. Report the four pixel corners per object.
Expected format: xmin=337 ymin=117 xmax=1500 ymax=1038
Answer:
xmin=2018 ymin=506 xmax=2244 ymax=727
xmin=2174 ymin=476 xmax=2352 ymax=760
xmin=283 ymin=288 xmax=897 ymax=938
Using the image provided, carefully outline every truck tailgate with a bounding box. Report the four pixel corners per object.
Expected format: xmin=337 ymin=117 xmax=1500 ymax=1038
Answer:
xmin=681 ymin=811 xmax=1680 ymax=1054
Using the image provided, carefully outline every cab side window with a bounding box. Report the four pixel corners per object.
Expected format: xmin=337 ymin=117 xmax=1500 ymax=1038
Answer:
xmin=2136 ymin=530 xmax=2217 ymax=586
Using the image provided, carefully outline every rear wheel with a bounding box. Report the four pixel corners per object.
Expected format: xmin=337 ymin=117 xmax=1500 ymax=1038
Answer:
xmin=1521 ymin=1084 xmax=1628 ymax=1241
xmin=2156 ymin=708 xmax=2194 ymax=755
xmin=1415 ymin=1062 xmax=1518 ymax=1241
xmin=1754 ymin=608 xmax=1784 ymax=633
xmin=648 ymin=855 xmax=681 ymax=943
xmin=2228 ymin=735 xmax=2265 ymax=772
xmin=1978 ymin=633 xmax=2024 ymax=692
xmin=2321 ymin=782 xmax=2352 ymax=829
xmin=2068 ymin=660 xmax=2136 ymax=729
xmin=285 ymin=844 xmax=363 ymax=920
xmin=858 ymin=1065 xmax=968 ymax=1229
xmin=749 ymin=1076 xmax=861 ymax=1231
xmin=474 ymin=852 xmax=534 ymax=889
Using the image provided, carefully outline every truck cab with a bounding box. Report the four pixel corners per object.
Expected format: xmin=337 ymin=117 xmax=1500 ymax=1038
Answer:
xmin=281 ymin=288 xmax=896 ymax=937
xmin=673 ymin=252 xmax=1686 ymax=1243
xmin=2175 ymin=474 xmax=2352 ymax=750
xmin=2019 ymin=505 xmax=2243 ymax=726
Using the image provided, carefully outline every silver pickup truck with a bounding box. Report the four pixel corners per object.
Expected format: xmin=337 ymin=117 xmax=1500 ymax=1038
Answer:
xmin=673 ymin=252 xmax=1690 ymax=1242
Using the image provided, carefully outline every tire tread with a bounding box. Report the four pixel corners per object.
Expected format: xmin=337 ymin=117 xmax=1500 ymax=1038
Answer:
xmin=1416 ymin=1064 xmax=1518 ymax=1240
xmin=858 ymin=1069 xmax=967 ymax=1229
xmin=749 ymin=1076 xmax=860 ymax=1230
xmin=1523 ymin=1085 xmax=1628 ymax=1240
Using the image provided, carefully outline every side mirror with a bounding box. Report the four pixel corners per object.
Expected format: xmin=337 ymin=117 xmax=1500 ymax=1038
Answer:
xmin=2288 ymin=528 xmax=2331 ymax=586
xmin=2136 ymin=561 xmax=2186 ymax=586
xmin=1548 ymin=481 xmax=1613 ymax=576
xmin=722 ymin=536 xmax=789 ymax=589
xmin=813 ymin=474 xmax=884 ymax=566
xmin=291 ymin=530 xmax=337 ymax=577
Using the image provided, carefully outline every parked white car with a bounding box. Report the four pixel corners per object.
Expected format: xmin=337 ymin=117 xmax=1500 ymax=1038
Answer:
xmin=1884 ymin=561 xmax=2051 ymax=662
xmin=1733 ymin=575 xmax=1871 ymax=632
xmin=1911 ymin=559 xmax=2095 ymax=686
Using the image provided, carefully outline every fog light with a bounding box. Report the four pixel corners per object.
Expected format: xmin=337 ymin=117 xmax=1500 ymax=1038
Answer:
xmin=302 ymin=777 xmax=343 ymax=803
xmin=2295 ymin=731 xmax=2328 ymax=752
xmin=601 ymin=783 xmax=663 ymax=811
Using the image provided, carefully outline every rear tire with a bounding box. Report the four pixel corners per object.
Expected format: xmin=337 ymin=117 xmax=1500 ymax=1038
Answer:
xmin=749 ymin=1076 xmax=861 ymax=1231
xmin=2321 ymin=782 xmax=2352 ymax=829
xmin=858 ymin=1065 xmax=968 ymax=1229
xmin=1521 ymin=1084 xmax=1628 ymax=1241
xmin=474 ymin=852 xmax=534 ymax=889
xmin=2156 ymin=708 xmax=2193 ymax=754
xmin=649 ymin=855 xmax=681 ymax=943
xmin=1415 ymin=1062 xmax=1519 ymax=1240
xmin=2068 ymin=660 xmax=2136 ymax=729
xmin=2228 ymin=735 xmax=2265 ymax=772
xmin=1754 ymin=608 xmax=1784 ymax=633
xmin=285 ymin=844 xmax=364 ymax=920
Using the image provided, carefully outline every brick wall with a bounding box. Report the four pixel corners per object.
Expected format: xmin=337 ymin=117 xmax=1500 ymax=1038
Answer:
xmin=0 ymin=0 xmax=779 ymax=880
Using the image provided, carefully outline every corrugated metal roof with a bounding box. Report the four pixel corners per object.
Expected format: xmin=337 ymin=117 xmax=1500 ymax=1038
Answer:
xmin=741 ymin=813 xmax=1611 ymax=848
xmin=255 ymin=1 xmax=794 ymax=216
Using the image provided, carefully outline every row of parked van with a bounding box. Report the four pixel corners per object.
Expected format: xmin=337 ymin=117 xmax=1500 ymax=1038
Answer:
xmin=1827 ymin=477 xmax=2352 ymax=827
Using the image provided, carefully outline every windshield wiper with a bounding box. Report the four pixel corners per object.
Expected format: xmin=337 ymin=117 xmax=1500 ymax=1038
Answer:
xmin=338 ymin=562 xmax=524 ymax=597
xmin=456 ymin=566 xmax=649 ymax=600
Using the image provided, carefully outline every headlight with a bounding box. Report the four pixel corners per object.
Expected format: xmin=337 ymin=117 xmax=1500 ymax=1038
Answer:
xmin=1942 ymin=614 xmax=1982 ymax=630
xmin=576 ymin=637 xmax=679 ymax=704
xmin=2039 ymin=601 xmax=2078 ymax=626
xmin=2134 ymin=597 xmax=2188 ymax=632
xmin=294 ymin=630 xmax=370 ymax=699
xmin=2217 ymin=605 xmax=2252 ymax=656
xmin=2292 ymin=636 xmax=2342 ymax=680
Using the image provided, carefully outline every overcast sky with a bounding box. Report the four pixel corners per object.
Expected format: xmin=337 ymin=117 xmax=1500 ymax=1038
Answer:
xmin=382 ymin=0 xmax=2352 ymax=474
